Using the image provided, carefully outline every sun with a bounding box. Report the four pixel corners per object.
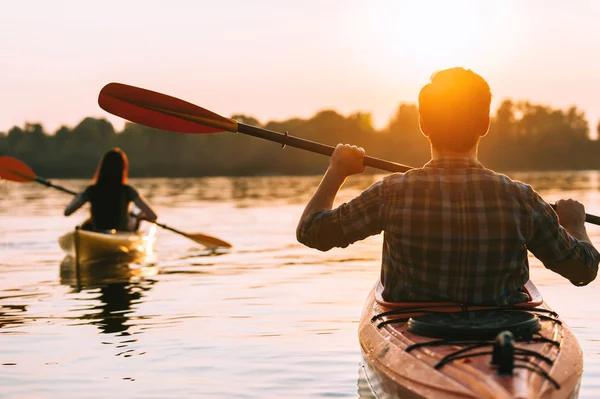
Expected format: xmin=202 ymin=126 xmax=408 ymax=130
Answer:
xmin=359 ymin=1 xmax=516 ymax=78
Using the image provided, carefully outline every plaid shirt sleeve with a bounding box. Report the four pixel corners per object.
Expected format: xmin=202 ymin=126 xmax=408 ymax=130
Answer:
xmin=297 ymin=181 xmax=384 ymax=251
xmin=526 ymin=189 xmax=600 ymax=286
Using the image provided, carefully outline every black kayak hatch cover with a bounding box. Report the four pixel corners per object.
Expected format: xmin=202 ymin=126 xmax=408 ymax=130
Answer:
xmin=407 ymin=310 xmax=541 ymax=339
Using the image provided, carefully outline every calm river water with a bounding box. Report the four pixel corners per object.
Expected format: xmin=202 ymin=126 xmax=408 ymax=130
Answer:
xmin=2 ymin=172 xmax=600 ymax=398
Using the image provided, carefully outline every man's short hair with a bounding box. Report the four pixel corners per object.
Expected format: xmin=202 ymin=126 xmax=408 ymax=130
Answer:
xmin=418 ymin=67 xmax=492 ymax=152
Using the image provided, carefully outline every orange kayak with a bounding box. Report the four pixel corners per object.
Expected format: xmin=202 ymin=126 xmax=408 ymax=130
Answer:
xmin=359 ymin=281 xmax=582 ymax=399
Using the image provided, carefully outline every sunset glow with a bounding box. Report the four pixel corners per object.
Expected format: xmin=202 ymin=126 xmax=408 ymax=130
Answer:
xmin=1 ymin=0 xmax=599 ymax=134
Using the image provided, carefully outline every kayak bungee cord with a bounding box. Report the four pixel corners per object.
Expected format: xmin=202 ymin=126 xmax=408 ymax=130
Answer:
xmin=372 ymin=305 xmax=564 ymax=390
xmin=404 ymin=336 xmax=561 ymax=351
xmin=432 ymin=350 xmax=560 ymax=389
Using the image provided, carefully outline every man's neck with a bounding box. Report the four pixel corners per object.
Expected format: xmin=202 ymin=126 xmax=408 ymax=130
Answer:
xmin=430 ymin=145 xmax=479 ymax=161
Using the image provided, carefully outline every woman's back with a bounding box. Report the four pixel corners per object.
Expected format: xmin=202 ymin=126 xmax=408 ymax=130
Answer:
xmin=64 ymin=148 xmax=157 ymax=232
xmin=86 ymin=184 xmax=138 ymax=231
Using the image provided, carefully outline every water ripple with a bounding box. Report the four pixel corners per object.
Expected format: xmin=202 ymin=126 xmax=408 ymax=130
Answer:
xmin=0 ymin=174 xmax=599 ymax=398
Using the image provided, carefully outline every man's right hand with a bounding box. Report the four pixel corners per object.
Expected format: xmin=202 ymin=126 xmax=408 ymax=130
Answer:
xmin=329 ymin=144 xmax=366 ymax=178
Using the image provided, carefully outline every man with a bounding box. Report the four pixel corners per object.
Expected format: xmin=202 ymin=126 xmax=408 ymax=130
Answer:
xmin=296 ymin=67 xmax=599 ymax=305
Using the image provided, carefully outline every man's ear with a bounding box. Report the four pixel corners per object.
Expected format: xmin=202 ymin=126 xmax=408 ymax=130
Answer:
xmin=479 ymin=116 xmax=491 ymax=138
xmin=419 ymin=115 xmax=430 ymax=138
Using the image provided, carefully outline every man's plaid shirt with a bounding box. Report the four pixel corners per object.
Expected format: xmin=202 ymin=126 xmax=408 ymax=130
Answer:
xmin=297 ymin=158 xmax=600 ymax=305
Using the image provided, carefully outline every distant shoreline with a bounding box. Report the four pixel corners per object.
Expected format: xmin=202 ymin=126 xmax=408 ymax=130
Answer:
xmin=41 ymin=168 xmax=600 ymax=180
xmin=3 ymin=99 xmax=599 ymax=178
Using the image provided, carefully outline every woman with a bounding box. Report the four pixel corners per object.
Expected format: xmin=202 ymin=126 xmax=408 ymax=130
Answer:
xmin=64 ymin=148 xmax=157 ymax=231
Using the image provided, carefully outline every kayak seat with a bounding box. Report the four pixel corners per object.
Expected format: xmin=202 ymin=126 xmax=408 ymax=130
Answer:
xmin=375 ymin=280 xmax=543 ymax=310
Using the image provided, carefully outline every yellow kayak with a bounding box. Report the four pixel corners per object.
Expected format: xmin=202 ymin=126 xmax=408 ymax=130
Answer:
xmin=58 ymin=224 xmax=157 ymax=264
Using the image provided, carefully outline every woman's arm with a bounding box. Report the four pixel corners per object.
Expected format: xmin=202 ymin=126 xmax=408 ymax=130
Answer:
xmin=64 ymin=192 xmax=87 ymax=216
xmin=133 ymin=193 xmax=158 ymax=222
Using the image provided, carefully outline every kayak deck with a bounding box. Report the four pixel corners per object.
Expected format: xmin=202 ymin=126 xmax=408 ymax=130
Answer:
xmin=58 ymin=224 xmax=157 ymax=264
xmin=359 ymin=282 xmax=582 ymax=399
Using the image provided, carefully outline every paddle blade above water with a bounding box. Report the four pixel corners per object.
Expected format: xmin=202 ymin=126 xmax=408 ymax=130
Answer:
xmin=186 ymin=233 xmax=233 ymax=249
xmin=98 ymin=83 xmax=238 ymax=134
xmin=0 ymin=156 xmax=36 ymax=182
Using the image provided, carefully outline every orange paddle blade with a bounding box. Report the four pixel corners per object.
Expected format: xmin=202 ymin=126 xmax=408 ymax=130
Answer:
xmin=98 ymin=83 xmax=238 ymax=134
xmin=186 ymin=233 xmax=233 ymax=249
xmin=0 ymin=156 xmax=36 ymax=182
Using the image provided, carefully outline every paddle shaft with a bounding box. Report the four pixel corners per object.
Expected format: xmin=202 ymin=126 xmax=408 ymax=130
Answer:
xmin=96 ymin=83 xmax=600 ymax=226
xmin=151 ymin=220 xmax=189 ymax=237
xmin=237 ymin=123 xmax=412 ymax=173
xmin=236 ymin=123 xmax=600 ymax=226
xmin=35 ymin=177 xmax=77 ymax=195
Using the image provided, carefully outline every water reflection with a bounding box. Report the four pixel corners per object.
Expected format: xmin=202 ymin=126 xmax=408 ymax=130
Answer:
xmin=4 ymin=172 xmax=599 ymax=217
xmin=0 ymin=303 xmax=27 ymax=331
xmin=357 ymin=362 xmax=377 ymax=399
xmin=59 ymin=256 xmax=157 ymax=335
xmin=131 ymin=171 xmax=600 ymax=208
xmin=2 ymin=174 xmax=600 ymax=398
xmin=93 ymin=280 xmax=155 ymax=335
xmin=510 ymin=170 xmax=600 ymax=192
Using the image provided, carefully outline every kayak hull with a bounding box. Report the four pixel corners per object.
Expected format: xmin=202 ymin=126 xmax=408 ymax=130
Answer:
xmin=59 ymin=254 xmax=159 ymax=289
xmin=359 ymin=282 xmax=582 ymax=399
xmin=58 ymin=224 xmax=157 ymax=264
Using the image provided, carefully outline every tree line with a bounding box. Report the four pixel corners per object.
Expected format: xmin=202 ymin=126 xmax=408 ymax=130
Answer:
xmin=1 ymin=99 xmax=599 ymax=178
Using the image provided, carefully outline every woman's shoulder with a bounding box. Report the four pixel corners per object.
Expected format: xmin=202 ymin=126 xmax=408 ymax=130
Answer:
xmin=124 ymin=184 xmax=140 ymax=199
xmin=83 ymin=184 xmax=95 ymax=194
xmin=80 ymin=185 xmax=95 ymax=200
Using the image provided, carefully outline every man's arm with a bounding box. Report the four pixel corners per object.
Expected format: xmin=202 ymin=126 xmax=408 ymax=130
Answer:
xmin=297 ymin=144 xmax=366 ymax=231
xmin=133 ymin=193 xmax=158 ymax=222
xmin=529 ymin=198 xmax=599 ymax=286
xmin=297 ymin=144 xmax=384 ymax=251
xmin=297 ymin=168 xmax=351 ymax=229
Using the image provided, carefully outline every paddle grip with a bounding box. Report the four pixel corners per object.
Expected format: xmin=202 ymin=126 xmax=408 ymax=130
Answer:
xmin=550 ymin=203 xmax=600 ymax=226
xmin=237 ymin=123 xmax=412 ymax=173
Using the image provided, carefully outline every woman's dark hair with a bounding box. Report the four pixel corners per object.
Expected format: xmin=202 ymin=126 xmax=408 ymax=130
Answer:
xmin=93 ymin=148 xmax=129 ymax=186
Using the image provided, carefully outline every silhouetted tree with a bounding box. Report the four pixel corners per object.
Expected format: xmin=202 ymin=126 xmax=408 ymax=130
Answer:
xmin=383 ymin=103 xmax=429 ymax=166
xmin=0 ymin=100 xmax=597 ymax=176
xmin=231 ymin=114 xmax=261 ymax=126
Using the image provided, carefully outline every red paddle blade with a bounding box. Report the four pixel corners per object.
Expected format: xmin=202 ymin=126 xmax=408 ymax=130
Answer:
xmin=0 ymin=156 xmax=36 ymax=182
xmin=98 ymin=83 xmax=238 ymax=134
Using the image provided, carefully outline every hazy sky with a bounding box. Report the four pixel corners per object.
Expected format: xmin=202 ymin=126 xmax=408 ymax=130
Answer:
xmin=1 ymin=0 xmax=599 ymax=136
